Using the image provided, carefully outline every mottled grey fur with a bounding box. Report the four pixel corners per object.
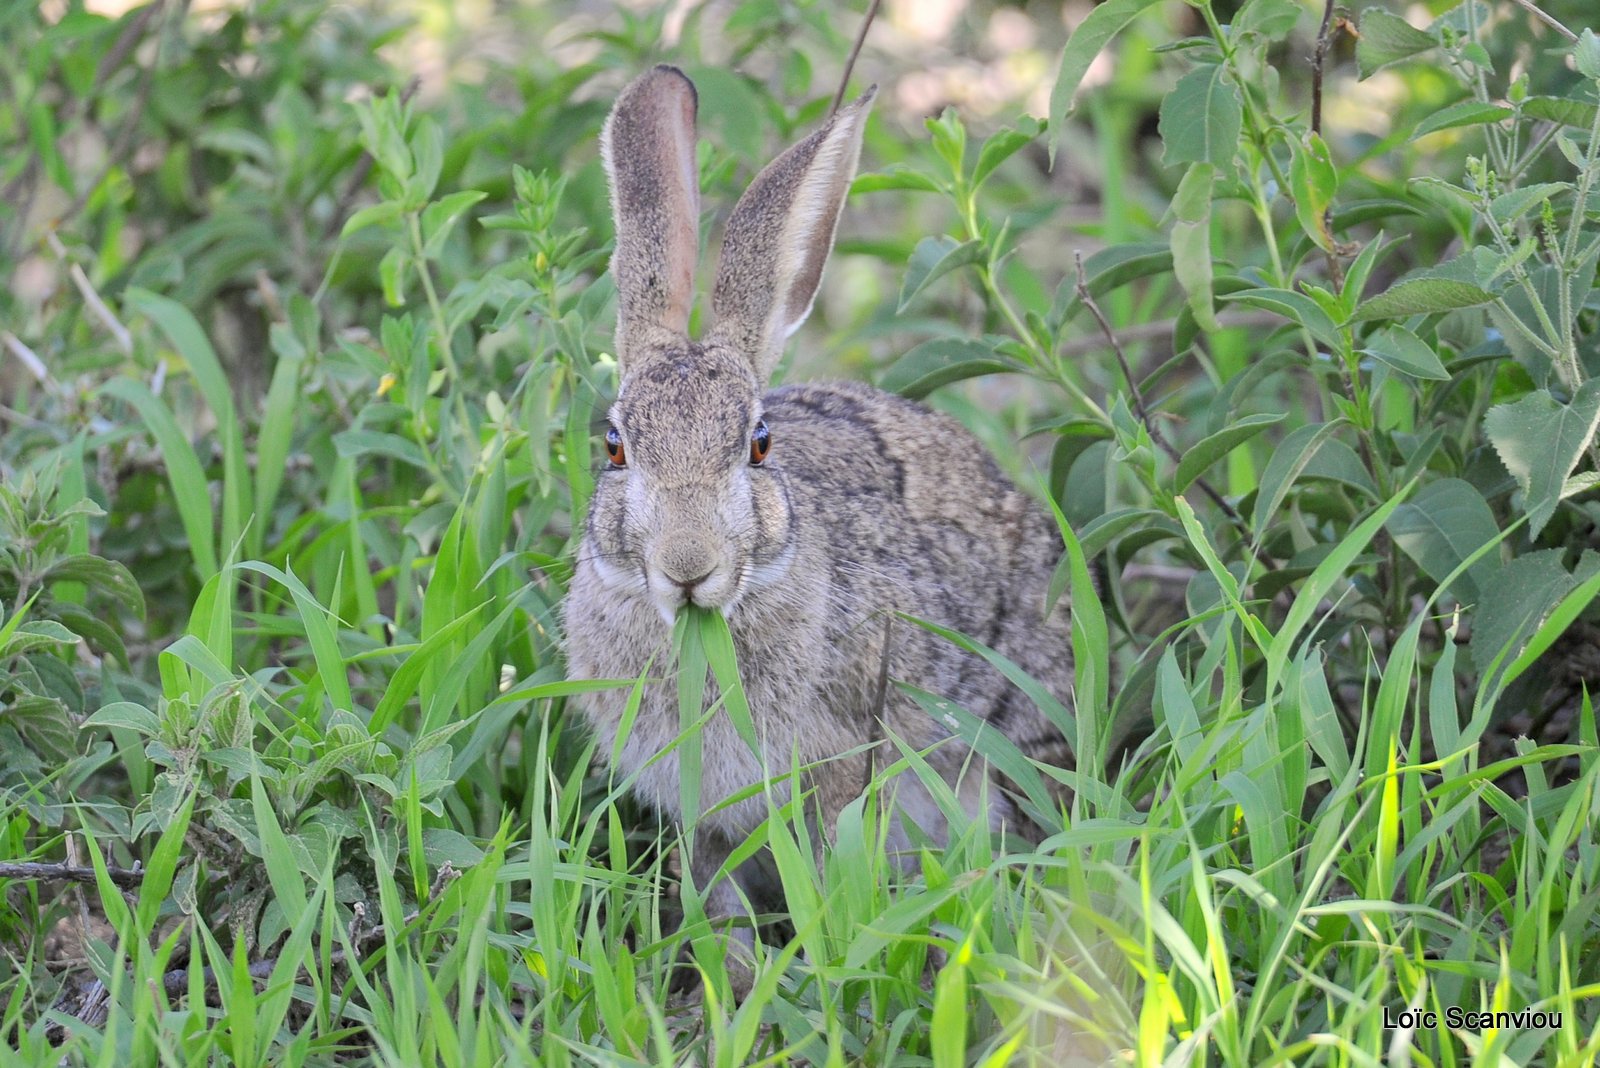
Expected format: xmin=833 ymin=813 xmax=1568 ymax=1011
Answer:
xmin=563 ymin=66 xmax=1075 ymax=978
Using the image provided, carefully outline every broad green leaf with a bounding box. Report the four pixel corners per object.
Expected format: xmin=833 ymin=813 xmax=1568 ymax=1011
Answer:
xmin=1469 ymin=550 xmax=1579 ymax=678
xmin=1289 ymin=133 xmax=1338 ymax=252
xmin=1220 ymin=287 xmax=1341 ymax=349
xmin=1234 ymin=0 xmax=1302 ymax=37
xmin=422 ymin=189 xmax=488 ymax=257
xmin=1484 ymin=380 xmax=1600 ymax=538
xmin=1360 ymin=325 xmax=1449 ymax=380
xmin=1412 ymin=100 xmax=1512 ymax=138
xmin=1356 ymin=8 xmax=1438 ymax=78
xmin=877 ymin=338 xmax=1025 ymax=399
xmin=1522 ymin=96 xmax=1599 ymax=131
xmin=897 ymin=236 xmax=985 ymax=311
xmin=333 ymin=429 xmax=431 ymax=470
xmin=1052 ymin=243 xmax=1173 ymax=326
xmin=853 ymin=166 xmax=944 ymax=194
xmin=1159 ymin=65 xmax=1242 ymax=168
xmin=1173 ymin=413 xmax=1285 ymax=492
xmin=1171 ymin=163 xmax=1218 ymax=332
xmin=40 ymin=554 xmax=145 ymax=616
xmin=973 ymin=118 xmax=1043 ymax=188
xmin=340 ymin=200 xmax=402 ymax=238
xmin=1576 ymin=28 xmax=1600 ymax=80
xmin=1253 ymin=420 xmax=1349 ymax=531
xmin=1353 ymin=277 xmax=1495 ymax=320
xmin=1386 ymin=478 xmax=1500 ymax=604
xmin=1048 ymin=0 xmax=1165 ymax=159
xmin=1489 ymin=183 xmax=1570 ymax=226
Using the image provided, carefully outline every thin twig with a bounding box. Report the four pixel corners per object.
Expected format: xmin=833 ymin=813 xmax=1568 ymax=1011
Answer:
xmin=0 ymin=860 xmax=144 ymax=890
xmin=831 ymin=0 xmax=882 ymax=116
xmin=1505 ymin=0 xmax=1578 ymax=41
xmin=1072 ymin=252 xmax=1273 ymax=568
xmin=1310 ymin=0 xmax=1347 ymax=291
xmin=46 ymin=231 xmax=133 ymax=355
xmin=1055 ymin=309 xmax=1282 ymax=358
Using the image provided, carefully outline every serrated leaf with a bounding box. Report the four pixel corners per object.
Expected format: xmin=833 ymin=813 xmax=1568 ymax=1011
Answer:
xmin=1048 ymin=0 xmax=1166 ymax=160
xmin=1386 ymin=478 xmax=1500 ymax=604
xmin=1489 ymin=183 xmax=1569 ymax=226
xmin=1173 ymin=413 xmax=1285 ymax=492
xmin=1220 ymin=287 xmax=1342 ymax=349
xmin=1360 ymin=325 xmax=1449 ymax=380
xmin=877 ymin=339 xmax=1024 ymax=399
xmin=1159 ymin=65 xmax=1242 ymax=168
xmin=1469 ymin=550 xmax=1575 ymax=676
xmin=1353 ymin=278 xmax=1496 ymax=320
xmin=1575 ymin=28 xmax=1600 ymax=80
xmin=1522 ymin=96 xmax=1599 ymax=131
xmin=1412 ymin=100 xmax=1513 ymax=138
xmin=897 ymin=236 xmax=985 ymax=311
xmin=1356 ymin=8 xmax=1438 ymax=78
xmin=1484 ymin=380 xmax=1600 ymax=538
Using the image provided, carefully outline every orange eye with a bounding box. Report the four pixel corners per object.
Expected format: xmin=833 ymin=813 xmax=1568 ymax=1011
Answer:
xmin=749 ymin=420 xmax=770 ymax=465
xmin=605 ymin=425 xmax=626 ymax=467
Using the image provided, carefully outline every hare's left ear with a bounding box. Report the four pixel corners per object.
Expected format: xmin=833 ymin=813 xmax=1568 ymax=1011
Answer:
xmin=708 ymin=88 xmax=875 ymax=380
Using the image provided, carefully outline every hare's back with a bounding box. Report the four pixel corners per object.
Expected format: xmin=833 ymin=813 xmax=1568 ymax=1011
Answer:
xmin=762 ymin=381 xmax=1073 ymax=696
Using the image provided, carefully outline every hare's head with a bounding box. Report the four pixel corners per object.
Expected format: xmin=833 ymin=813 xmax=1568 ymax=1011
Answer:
xmin=585 ymin=66 xmax=875 ymax=623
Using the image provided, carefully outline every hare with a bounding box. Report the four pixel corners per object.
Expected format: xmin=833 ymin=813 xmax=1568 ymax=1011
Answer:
xmin=563 ymin=65 xmax=1077 ymax=977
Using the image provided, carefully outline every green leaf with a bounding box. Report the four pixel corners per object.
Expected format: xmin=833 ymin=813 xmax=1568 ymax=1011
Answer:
xmin=340 ymin=200 xmax=402 ymax=238
xmin=1173 ymin=413 xmax=1285 ymax=492
xmin=897 ymin=236 xmax=985 ymax=311
xmin=877 ymin=338 xmax=1025 ymax=399
xmin=99 ymin=377 xmax=218 ymax=580
xmin=1484 ymin=380 xmax=1600 ymax=538
xmin=1469 ymin=550 xmax=1577 ymax=678
xmin=1159 ymin=65 xmax=1242 ymax=168
xmin=82 ymin=701 xmax=161 ymax=737
xmin=1575 ymin=28 xmax=1600 ymax=80
xmin=333 ymin=429 xmax=431 ymax=470
xmin=1289 ymin=133 xmax=1338 ymax=252
xmin=1386 ymin=478 xmax=1500 ymax=604
xmin=1412 ymin=100 xmax=1513 ymax=138
xmin=973 ymin=118 xmax=1043 ymax=188
xmin=1171 ymin=163 xmax=1218 ymax=332
xmin=853 ymin=166 xmax=944 ymax=194
xmin=1220 ymin=287 xmax=1341 ymax=349
xmin=1522 ymin=96 xmax=1599 ymax=131
xmin=1234 ymin=0 xmax=1302 ymax=38
xmin=1353 ymin=277 xmax=1496 ymax=320
xmin=1359 ymin=325 xmax=1449 ymax=381
xmin=421 ymin=189 xmax=487 ymax=257
xmin=1356 ymin=8 xmax=1438 ymax=78
xmin=1489 ymin=183 xmax=1569 ymax=226
xmin=1048 ymin=0 xmax=1165 ymax=160
xmin=1253 ymin=420 xmax=1348 ymax=531
xmin=40 ymin=554 xmax=146 ymax=616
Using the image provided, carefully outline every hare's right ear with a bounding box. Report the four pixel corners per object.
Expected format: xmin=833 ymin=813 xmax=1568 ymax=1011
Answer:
xmin=601 ymin=65 xmax=700 ymax=367
xmin=708 ymin=88 xmax=875 ymax=381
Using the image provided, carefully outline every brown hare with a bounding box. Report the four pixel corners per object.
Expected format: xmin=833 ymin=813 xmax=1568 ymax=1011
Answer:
xmin=563 ymin=65 xmax=1076 ymax=987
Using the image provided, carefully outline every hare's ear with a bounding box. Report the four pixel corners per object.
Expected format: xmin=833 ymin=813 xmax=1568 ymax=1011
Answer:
xmin=602 ymin=65 xmax=700 ymax=367
xmin=709 ymin=88 xmax=875 ymax=380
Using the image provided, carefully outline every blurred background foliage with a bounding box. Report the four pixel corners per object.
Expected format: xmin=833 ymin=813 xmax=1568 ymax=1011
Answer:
xmin=3 ymin=0 xmax=1600 ymax=1062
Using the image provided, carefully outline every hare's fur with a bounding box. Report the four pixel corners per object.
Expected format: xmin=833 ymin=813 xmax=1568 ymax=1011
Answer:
xmin=563 ymin=66 xmax=1074 ymax=945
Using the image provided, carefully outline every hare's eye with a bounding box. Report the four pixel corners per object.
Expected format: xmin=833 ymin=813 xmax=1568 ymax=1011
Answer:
xmin=605 ymin=425 xmax=626 ymax=467
xmin=749 ymin=420 xmax=771 ymax=466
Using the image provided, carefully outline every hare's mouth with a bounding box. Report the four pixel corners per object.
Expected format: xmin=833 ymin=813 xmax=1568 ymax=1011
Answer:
xmin=648 ymin=564 xmax=741 ymax=624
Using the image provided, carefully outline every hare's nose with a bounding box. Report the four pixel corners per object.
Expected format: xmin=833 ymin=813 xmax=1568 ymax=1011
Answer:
xmin=672 ymin=570 xmax=713 ymax=596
